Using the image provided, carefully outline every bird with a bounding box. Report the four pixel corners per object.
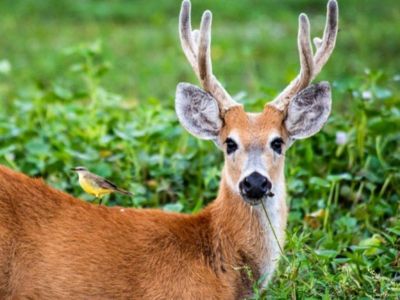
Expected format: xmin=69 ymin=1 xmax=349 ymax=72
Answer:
xmin=71 ymin=166 xmax=133 ymax=205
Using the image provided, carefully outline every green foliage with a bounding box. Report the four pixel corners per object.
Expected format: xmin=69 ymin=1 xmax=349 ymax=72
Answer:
xmin=1 ymin=0 xmax=400 ymax=101
xmin=0 ymin=1 xmax=399 ymax=298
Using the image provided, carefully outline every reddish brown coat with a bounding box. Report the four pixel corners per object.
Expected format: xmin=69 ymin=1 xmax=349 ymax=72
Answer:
xmin=0 ymin=165 xmax=276 ymax=299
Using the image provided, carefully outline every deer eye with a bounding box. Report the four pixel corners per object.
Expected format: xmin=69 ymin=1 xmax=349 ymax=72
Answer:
xmin=271 ymin=138 xmax=284 ymax=154
xmin=225 ymin=138 xmax=238 ymax=155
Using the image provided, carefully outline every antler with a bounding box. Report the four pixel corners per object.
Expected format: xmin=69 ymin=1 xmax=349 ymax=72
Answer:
xmin=269 ymin=0 xmax=338 ymax=111
xmin=179 ymin=0 xmax=240 ymax=113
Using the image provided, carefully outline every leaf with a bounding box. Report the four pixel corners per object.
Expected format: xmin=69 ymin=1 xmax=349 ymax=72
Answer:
xmin=309 ymin=177 xmax=330 ymax=188
xmin=315 ymin=249 xmax=339 ymax=258
xmin=359 ymin=234 xmax=385 ymax=256
xmin=0 ymin=59 xmax=11 ymax=74
xmin=163 ymin=202 xmax=183 ymax=213
xmin=53 ymin=85 xmax=73 ymax=100
xmin=304 ymin=209 xmax=326 ymax=229
xmin=25 ymin=138 xmax=51 ymax=156
xmin=327 ymin=173 xmax=352 ymax=182
xmin=375 ymin=87 xmax=392 ymax=99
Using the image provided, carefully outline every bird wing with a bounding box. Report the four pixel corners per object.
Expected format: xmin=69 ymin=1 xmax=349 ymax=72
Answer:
xmin=85 ymin=173 xmax=132 ymax=195
xmin=83 ymin=173 xmax=116 ymax=190
xmin=97 ymin=178 xmax=119 ymax=191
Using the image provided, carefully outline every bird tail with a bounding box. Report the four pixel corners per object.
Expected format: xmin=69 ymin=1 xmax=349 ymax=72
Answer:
xmin=115 ymin=188 xmax=133 ymax=196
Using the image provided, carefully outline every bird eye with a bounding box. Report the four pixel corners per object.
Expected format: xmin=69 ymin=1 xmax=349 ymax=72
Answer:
xmin=225 ymin=138 xmax=238 ymax=155
xmin=271 ymin=138 xmax=284 ymax=154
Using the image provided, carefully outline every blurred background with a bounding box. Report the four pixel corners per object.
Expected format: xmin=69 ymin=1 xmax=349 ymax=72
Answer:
xmin=0 ymin=0 xmax=399 ymax=298
xmin=0 ymin=0 xmax=399 ymax=100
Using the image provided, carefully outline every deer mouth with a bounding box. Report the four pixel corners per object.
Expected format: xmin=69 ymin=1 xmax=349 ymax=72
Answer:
xmin=243 ymin=197 xmax=262 ymax=206
xmin=241 ymin=191 xmax=275 ymax=206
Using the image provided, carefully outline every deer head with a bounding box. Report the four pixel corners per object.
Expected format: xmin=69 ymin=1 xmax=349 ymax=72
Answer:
xmin=176 ymin=0 xmax=338 ymax=205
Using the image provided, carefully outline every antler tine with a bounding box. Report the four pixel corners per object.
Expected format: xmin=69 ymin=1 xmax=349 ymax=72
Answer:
xmin=179 ymin=0 xmax=239 ymax=112
xmin=269 ymin=0 xmax=338 ymax=111
xmin=269 ymin=13 xmax=314 ymax=110
xmin=298 ymin=14 xmax=314 ymax=87
xmin=313 ymin=37 xmax=322 ymax=49
xmin=198 ymin=11 xmax=213 ymax=91
xmin=179 ymin=0 xmax=197 ymax=72
xmin=192 ymin=29 xmax=200 ymax=46
xmin=313 ymin=0 xmax=338 ymax=75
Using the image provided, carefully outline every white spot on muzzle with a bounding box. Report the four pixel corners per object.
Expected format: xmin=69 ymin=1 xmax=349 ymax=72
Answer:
xmin=240 ymin=148 xmax=268 ymax=180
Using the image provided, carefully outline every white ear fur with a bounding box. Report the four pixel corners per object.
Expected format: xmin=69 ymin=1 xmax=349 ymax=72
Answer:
xmin=285 ymin=82 xmax=332 ymax=140
xmin=175 ymin=83 xmax=222 ymax=140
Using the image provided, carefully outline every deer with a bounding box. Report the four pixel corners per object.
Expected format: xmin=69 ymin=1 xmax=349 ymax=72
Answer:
xmin=0 ymin=0 xmax=338 ymax=299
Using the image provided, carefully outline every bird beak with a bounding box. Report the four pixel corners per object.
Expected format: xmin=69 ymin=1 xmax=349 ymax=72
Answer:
xmin=71 ymin=168 xmax=77 ymax=171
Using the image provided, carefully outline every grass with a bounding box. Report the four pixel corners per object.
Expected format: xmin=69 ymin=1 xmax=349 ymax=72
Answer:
xmin=0 ymin=0 xmax=399 ymax=298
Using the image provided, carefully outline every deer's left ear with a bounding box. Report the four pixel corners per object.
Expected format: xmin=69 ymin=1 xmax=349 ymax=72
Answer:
xmin=285 ymin=82 xmax=331 ymax=140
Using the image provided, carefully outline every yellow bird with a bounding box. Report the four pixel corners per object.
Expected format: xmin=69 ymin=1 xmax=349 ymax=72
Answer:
xmin=71 ymin=166 xmax=132 ymax=205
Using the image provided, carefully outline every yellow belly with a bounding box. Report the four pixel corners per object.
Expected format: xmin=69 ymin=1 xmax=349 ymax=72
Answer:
xmin=79 ymin=178 xmax=111 ymax=198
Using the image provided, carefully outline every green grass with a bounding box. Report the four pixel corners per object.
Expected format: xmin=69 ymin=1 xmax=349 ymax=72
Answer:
xmin=0 ymin=0 xmax=399 ymax=298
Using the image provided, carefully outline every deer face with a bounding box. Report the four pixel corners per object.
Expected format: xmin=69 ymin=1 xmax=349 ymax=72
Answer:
xmin=219 ymin=106 xmax=286 ymax=204
xmin=175 ymin=0 xmax=337 ymax=205
xmin=176 ymin=82 xmax=331 ymax=205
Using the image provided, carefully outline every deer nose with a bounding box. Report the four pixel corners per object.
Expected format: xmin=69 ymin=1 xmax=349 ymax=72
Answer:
xmin=239 ymin=172 xmax=272 ymax=200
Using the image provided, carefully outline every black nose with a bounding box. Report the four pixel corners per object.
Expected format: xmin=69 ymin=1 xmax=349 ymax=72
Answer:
xmin=239 ymin=172 xmax=272 ymax=199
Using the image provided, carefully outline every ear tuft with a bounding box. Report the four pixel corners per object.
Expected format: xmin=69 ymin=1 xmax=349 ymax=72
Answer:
xmin=285 ymin=82 xmax=332 ymax=140
xmin=175 ymin=83 xmax=222 ymax=140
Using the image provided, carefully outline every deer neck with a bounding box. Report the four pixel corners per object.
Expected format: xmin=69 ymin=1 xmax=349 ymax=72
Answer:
xmin=208 ymin=169 xmax=288 ymax=285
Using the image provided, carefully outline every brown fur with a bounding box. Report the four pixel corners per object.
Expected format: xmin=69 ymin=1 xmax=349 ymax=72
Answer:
xmin=0 ymin=163 xmax=277 ymax=299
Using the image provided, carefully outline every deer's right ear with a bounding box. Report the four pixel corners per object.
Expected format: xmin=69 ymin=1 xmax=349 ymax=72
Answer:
xmin=175 ymin=82 xmax=222 ymax=140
